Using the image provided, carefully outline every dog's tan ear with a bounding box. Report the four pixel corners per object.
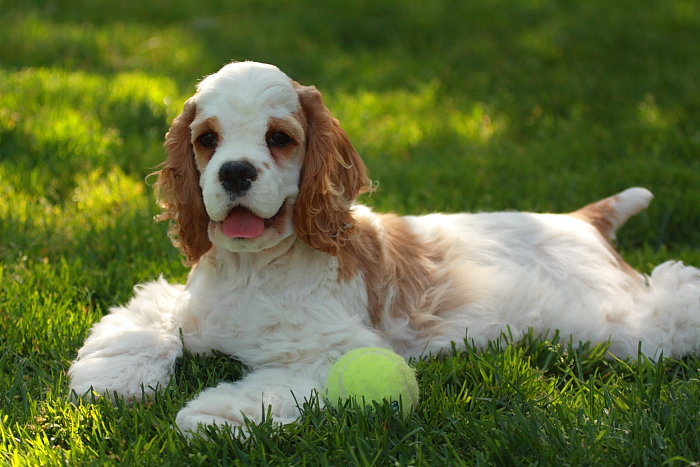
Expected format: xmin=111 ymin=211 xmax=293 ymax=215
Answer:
xmin=154 ymin=97 xmax=212 ymax=265
xmin=293 ymin=85 xmax=372 ymax=257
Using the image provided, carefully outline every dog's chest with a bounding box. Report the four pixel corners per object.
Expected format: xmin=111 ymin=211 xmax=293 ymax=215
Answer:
xmin=177 ymin=247 xmax=369 ymax=366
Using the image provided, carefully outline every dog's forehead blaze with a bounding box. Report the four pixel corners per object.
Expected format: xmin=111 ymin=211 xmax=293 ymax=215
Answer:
xmin=195 ymin=68 xmax=300 ymax=123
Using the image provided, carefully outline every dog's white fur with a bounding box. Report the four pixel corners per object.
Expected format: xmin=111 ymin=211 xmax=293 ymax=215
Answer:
xmin=69 ymin=61 xmax=700 ymax=436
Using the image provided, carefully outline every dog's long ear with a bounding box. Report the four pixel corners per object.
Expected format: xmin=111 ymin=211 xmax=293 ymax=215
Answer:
xmin=154 ymin=97 xmax=212 ymax=265
xmin=293 ymin=85 xmax=372 ymax=256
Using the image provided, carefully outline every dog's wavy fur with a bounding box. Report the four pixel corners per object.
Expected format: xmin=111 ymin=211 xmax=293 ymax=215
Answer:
xmin=292 ymin=84 xmax=373 ymax=259
xmin=155 ymin=98 xmax=211 ymax=265
xmin=69 ymin=61 xmax=700 ymax=437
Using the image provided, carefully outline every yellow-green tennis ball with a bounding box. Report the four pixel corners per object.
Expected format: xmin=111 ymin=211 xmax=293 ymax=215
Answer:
xmin=323 ymin=347 xmax=419 ymax=417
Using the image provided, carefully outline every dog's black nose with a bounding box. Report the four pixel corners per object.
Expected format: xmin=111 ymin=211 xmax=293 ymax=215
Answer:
xmin=219 ymin=161 xmax=258 ymax=197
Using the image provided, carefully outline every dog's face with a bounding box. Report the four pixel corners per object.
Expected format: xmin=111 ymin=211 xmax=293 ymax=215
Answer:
xmin=192 ymin=62 xmax=306 ymax=253
xmin=155 ymin=62 xmax=371 ymax=264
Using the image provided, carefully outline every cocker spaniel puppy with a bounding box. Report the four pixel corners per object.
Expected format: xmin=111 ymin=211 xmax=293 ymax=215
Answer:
xmin=69 ymin=61 xmax=700 ymax=435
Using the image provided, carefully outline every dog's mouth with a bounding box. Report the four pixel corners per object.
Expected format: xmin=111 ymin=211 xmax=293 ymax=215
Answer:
xmin=220 ymin=203 xmax=287 ymax=239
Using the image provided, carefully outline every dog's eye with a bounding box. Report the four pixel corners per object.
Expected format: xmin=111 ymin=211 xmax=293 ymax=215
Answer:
xmin=198 ymin=132 xmax=218 ymax=148
xmin=267 ymin=132 xmax=291 ymax=147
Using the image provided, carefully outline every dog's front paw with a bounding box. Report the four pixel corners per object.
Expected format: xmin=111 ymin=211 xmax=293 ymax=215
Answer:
xmin=174 ymin=371 xmax=322 ymax=437
xmin=69 ymin=350 xmax=177 ymax=403
xmin=69 ymin=279 xmax=185 ymax=403
xmin=175 ymin=401 xmax=249 ymax=438
xmin=68 ymin=327 xmax=183 ymax=403
xmin=175 ymin=382 xmax=278 ymax=438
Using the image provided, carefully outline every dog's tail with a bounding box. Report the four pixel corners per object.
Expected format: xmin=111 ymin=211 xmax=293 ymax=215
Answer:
xmin=571 ymin=187 xmax=653 ymax=241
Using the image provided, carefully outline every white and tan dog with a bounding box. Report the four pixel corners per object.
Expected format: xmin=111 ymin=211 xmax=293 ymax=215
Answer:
xmin=69 ymin=61 xmax=700 ymax=435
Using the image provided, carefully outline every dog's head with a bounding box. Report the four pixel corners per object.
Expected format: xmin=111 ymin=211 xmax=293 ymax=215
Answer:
xmin=155 ymin=62 xmax=371 ymax=264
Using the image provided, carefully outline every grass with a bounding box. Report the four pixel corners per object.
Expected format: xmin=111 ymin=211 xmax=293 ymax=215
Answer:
xmin=1 ymin=0 xmax=700 ymax=464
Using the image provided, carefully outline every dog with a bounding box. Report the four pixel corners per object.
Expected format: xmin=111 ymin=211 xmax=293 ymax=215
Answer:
xmin=69 ymin=61 xmax=700 ymax=436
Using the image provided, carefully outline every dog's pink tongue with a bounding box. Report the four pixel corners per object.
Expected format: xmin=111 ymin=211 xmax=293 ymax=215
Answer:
xmin=222 ymin=207 xmax=265 ymax=238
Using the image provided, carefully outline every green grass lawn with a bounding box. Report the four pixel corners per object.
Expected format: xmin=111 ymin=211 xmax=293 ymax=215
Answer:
xmin=2 ymin=0 xmax=700 ymax=465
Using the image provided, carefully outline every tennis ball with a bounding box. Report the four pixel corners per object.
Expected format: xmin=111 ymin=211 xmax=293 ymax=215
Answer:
xmin=323 ymin=347 xmax=419 ymax=417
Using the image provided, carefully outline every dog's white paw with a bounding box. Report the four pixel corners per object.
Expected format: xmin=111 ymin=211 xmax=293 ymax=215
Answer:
xmin=175 ymin=406 xmax=248 ymax=438
xmin=174 ymin=370 xmax=322 ymax=437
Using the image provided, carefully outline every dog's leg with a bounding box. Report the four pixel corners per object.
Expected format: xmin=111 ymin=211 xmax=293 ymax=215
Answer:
xmin=68 ymin=277 xmax=184 ymax=402
xmin=637 ymin=261 xmax=700 ymax=358
xmin=175 ymin=367 xmax=323 ymax=437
